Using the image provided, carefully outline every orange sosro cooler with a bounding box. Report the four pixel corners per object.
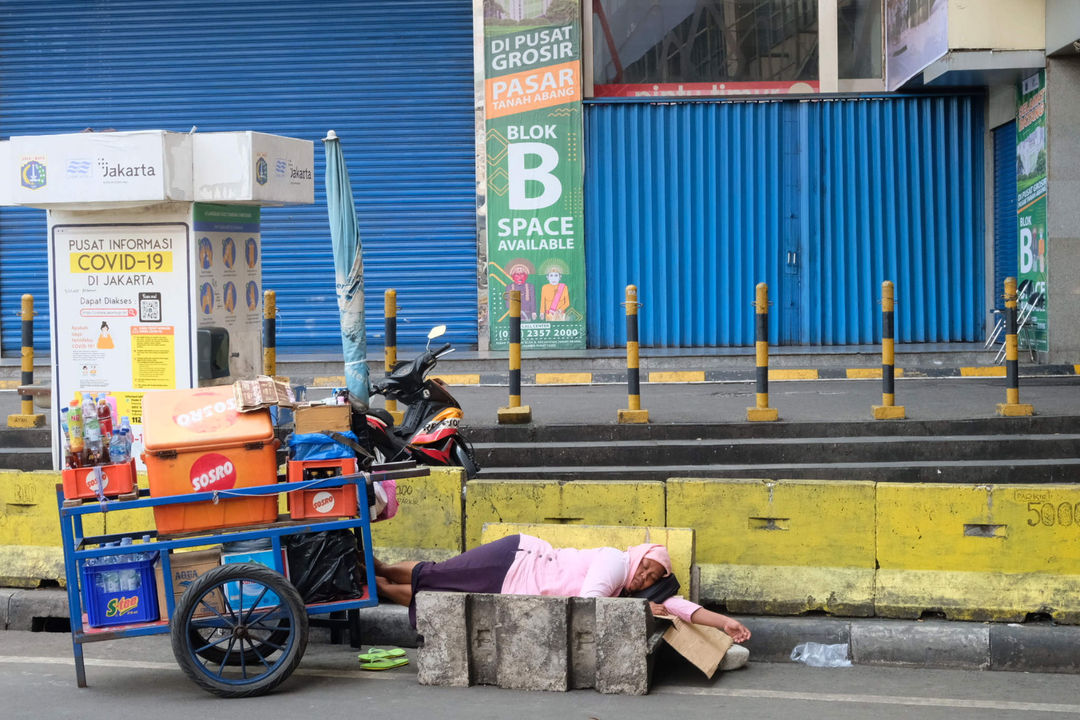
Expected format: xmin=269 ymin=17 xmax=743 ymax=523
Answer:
xmin=142 ymin=385 xmax=278 ymax=535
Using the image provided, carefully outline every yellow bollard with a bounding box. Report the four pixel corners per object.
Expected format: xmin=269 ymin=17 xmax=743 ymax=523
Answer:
xmin=873 ymin=281 xmax=906 ymax=419
xmin=746 ymin=283 xmax=779 ymax=422
xmin=498 ymin=289 xmax=532 ymax=424
xmin=8 ymin=294 xmax=45 ymax=428
xmin=618 ymin=285 xmax=649 ymax=423
xmin=996 ymin=277 xmax=1034 ymax=417
xmin=383 ymin=290 xmax=404 ymax=425
xmin=263 ymin=290 xmax=276 ymax=377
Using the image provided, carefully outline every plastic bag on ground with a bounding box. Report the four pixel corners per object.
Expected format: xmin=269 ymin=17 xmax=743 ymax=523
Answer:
xmin=790 ymin=642 xmax=852 ymax=667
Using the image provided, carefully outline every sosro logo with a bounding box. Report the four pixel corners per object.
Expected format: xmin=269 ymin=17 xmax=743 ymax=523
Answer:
xmin=189 ymin=453 xmax=237 ymax=492
xmin=311 ymin=491 xmax=336 ymax=514
xmin=173 ymin=394 xmax=238 ymax=433
xmin=97 ymin=157 xmax=158 ymax=178
xmin=85 ymin=469 xmax=109 ymax=493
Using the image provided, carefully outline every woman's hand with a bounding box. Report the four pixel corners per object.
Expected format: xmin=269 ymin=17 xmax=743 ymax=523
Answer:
xmin=722 ymin=617 xmax=751 ymax=643
xmin=649 ymin=601 xmax=670 ymax=617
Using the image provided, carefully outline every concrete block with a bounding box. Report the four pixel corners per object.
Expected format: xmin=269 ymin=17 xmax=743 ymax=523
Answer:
xmin=0 ymin=587 xmax=16 ymax=629
xmin=495 ymin=594 xmax=568 ymax=692
xmin=568 ymin=597 xmax=597 ymax=689
xmin=850 ymin=619 xmax=989 ymax=670
xmin=595 ymin=597 xmax=652 ymax=695
xmin=353 ymin=604 xmax=419 ymax=648
xmin=468 ymin=593 xmax=498 ymax=685
xmin=415 ymin=592 xmax=470 ymax=687
xmin=7 ymin=589 xmax=70 ymax=631
xmin=741 ymin=616 xmax=851 ymax=663
xmin=990 ymin=623 xmax=1080 ymax=674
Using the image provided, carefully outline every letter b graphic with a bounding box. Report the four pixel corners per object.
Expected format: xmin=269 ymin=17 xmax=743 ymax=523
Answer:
xmin=508 ymin=143 xmax=561 ymax=210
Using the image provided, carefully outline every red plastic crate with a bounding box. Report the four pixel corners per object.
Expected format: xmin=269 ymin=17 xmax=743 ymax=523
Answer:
xmin=287 ymin=458 xmax=359 ymax=520
xmin=62 ymin=459 xmax=137 ymax=501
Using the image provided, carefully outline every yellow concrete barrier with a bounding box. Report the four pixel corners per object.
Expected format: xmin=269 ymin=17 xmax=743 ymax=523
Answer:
xmin=667 ymin=478 xmax=876 ymax=616
xmin=877 ymin=483 xmax=1080 ymax=623
xmin=371 ymin=466 xmax=465 ymax=563
xmin=464 ymin=479 xmax=666 ymax=550
xmin=480 ymin=522 xmax=697 ymax=601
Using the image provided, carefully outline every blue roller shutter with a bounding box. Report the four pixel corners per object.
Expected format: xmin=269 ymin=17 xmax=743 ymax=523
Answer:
xmin=992 ymin=122 xmax=1018 ymax=310
xmin=585 ymin=95 xmax=985 ymax=347
xmin=0 ymin=1 xmax=477 ymax=355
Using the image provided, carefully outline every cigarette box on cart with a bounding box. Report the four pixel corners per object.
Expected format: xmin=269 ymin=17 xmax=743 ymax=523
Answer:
xmin=286 ymin=457 xmax=360 ymax=520
xmin=142 ymin=385 xmax=278 ymax=534
xmin=61 ymin=459 xmax=137 ymax=501
xmin=82 ymin=553 xmax=160 ymax=628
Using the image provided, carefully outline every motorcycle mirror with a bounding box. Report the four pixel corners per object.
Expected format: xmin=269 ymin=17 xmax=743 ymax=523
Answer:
xmin=426 ymin=325 xmax=447 ymax=350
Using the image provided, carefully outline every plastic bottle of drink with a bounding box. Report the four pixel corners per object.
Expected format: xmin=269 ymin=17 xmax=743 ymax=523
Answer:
xmin=96 ymin=393 xmax=113 ymax=451
xmin=118 ymin=538 xmax=137 ymax=590
xmin=82 ymin=396 xmax=103 ymax=465
xmin=68 ymin=400 xmax=85 ymax=467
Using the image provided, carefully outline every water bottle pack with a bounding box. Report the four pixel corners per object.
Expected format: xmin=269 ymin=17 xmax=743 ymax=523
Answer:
xmin=87 ymin=536 xmax=157 ymax=593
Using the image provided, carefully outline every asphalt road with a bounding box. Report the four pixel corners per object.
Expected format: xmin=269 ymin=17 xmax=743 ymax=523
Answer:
xmin=4 ymin=631 xmax=1080 ymax=719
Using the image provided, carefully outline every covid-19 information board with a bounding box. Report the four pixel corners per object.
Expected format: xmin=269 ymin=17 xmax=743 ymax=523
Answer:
xmin=483 ymin=4 xmax=586 ymax=350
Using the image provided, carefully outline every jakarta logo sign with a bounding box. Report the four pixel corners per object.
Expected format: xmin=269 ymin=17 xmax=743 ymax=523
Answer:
xmin=20 ymin=160 xmax=46 ymax=190
xmin=255 ymin=156 xmax=268 ymax=185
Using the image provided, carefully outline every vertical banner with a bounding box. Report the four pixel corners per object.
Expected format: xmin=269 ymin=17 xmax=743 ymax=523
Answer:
xmin=484 ymin=3 xmax=586 ymax=350
xmin=1016 ymin=70 xmax=1048 ymax=352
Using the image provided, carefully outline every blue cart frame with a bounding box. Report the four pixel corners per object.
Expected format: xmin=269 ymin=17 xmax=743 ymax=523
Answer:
xmin=56 ymin=466 xmax=421 ymax=696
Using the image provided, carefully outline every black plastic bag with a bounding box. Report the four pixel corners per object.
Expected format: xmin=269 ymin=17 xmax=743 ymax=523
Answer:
xmin=284 ymin=529 xmax=366 ymax=603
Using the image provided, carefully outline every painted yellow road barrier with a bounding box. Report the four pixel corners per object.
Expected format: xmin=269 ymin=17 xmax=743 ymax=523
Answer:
xmin=618 ymin=285 xmax=648 ymax=423
xmin=262 ymin=290 xmax=276 ymax=377
xmin=873 ymin=281 xmax=905 ymax=419
xmin=667 ymin=478 xmax=876 ymax=615
xmin=8 ymin=294 xmax=44 ymax=428
xmin=498 ymin=289 xmax=532 ymax=424
xmin=370 ymin=466 xmax=466 ymax=563
xmin=747 ymin=283 xmax=779 ymax=421
xmin=876 ymin=483 xmax=1080 ymax=623
xmin=383 ymin=289 xmax=403 ymax=425
xmin=481 ymin=522 xmax=698 ymax=601
xmin=464 ymin=479 xmax=665 ymax=549
xmin=997 ymin=277 xmax=1034 ymax=417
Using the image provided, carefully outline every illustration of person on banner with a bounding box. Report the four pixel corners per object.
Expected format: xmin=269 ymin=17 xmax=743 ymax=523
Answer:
xmin=540 ymin=258 xmax=571 ymax=321
xmin=505 ymin=258 xmax=538 ymax=320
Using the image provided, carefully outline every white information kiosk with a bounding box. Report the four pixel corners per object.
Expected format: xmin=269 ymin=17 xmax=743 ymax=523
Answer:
xmin=0 ymin=130 xmax=314 ymax=468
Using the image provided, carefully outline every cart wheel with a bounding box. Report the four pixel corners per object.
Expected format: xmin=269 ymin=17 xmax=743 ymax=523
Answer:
xmin=171 ymin=563 xmax=308 ymax=698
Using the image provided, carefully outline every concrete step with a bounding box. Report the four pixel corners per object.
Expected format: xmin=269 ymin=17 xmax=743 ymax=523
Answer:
xmin=473 ymin=434 xmax=1080 ymax=468
xmin=475 ymin=457 xmax=1080 ymax=483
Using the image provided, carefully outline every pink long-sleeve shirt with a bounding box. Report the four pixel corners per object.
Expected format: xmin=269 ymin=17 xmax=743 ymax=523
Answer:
xmin=499 ymin=534 xmax=702 ymax=622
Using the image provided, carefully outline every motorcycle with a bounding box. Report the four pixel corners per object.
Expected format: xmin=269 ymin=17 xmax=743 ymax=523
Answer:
xmin=366 ymin=325 xmax=480 ymax=478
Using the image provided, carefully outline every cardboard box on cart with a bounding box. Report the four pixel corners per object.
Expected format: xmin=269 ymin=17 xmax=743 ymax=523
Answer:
xmin=154 ymin=548 xmax=224 ymax=618
xmin=142 ymin=385 xmax=279 ymax=535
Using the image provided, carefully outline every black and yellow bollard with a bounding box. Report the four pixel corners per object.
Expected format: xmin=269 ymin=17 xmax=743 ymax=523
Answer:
xmin=263 ymin=290 xmax=277 ymax=377
xmin=996 ymin=277 xmax=1034 ymax=417
xmin=8 ymin=294 xmax=44 ymax=428
xmin=746 ymin=283 xmax=779 ymax=422
xmin=498 ymin=289 xmax=532 ymax=424
xmin=383 ymin=289 xmax=404 ymax=425
xmin=618 ymin=285 xmax=649 ymax=423
xmin=872 ymin=281 xmax=906 ymax=419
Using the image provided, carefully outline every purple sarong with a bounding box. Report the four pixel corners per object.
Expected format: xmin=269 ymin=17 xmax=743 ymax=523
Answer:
xmin=408 ymin=534 xmax=520 ymax=628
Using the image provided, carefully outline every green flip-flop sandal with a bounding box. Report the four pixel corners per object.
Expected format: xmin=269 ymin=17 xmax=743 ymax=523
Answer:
xmin=359 ymin=656 xmax=409 ymax=671
xmin=357 ymin=647 xmax=406 ymax=662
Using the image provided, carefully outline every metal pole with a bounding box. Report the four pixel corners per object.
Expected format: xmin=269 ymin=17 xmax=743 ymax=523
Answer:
xmin=873 ymin=281 xmax=905 ymax=419
xmin=618 ymin=285 xmax=648 ymax=423
xmin=747 ymin=283 xmax=778 ymax=422
xmin=498 ymin=290 xmax=531 ymax=423
xmin=997 ymin=277 xmax=1034 ymax=417
xmin=8 ymin=294 xmax=44 ymax=428
xmin=383 ymin=290 xmax=403 ymax=424
xmin=262 ymin=290 xmax=276 ymax=377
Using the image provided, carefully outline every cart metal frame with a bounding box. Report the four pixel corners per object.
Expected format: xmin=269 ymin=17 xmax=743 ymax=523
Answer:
xmin=56 ymin=465 xmax=422 ymax=691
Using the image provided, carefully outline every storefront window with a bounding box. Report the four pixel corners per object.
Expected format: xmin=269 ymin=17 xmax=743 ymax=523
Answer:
xmin=838 ymin=0 xmax=882 ymax=79
xmin=592 ymin=0 xmax=820 ymax=96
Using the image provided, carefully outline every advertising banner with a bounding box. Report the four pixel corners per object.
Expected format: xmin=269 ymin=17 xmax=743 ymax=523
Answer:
xmin=484 ymin=2 xmax=586 ymax=350
xmin=49 ymin=219 xmax=193 ymax=465
xmin=885 ymin=0 xmax=948 ymax=91
xmin=1016 ymin=70 xmax=1048 ymax=352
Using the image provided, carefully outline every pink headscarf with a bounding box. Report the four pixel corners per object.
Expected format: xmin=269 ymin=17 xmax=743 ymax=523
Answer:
xmin=624 ymin=543 xmax=672 ymax=589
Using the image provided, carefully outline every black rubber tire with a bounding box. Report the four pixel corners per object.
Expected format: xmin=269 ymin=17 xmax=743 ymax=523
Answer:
xmin=452 ymin=436 xmax=480 ymax=478
xmin=171 ymin=562 xmax=308 ymax=698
